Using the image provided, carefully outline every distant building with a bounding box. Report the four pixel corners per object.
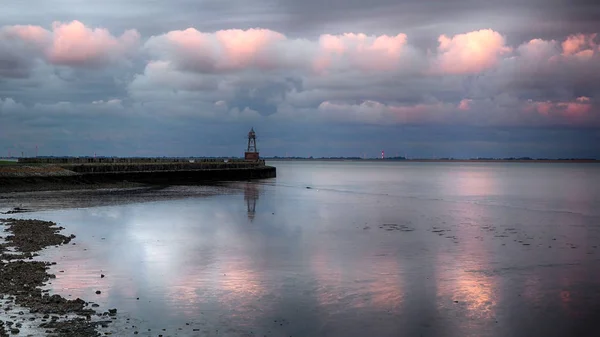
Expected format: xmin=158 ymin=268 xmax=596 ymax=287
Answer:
xmin=245 ymin=127 xmax=260 ymax=161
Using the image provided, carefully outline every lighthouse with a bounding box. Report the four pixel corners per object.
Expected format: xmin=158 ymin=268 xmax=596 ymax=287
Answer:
xmin=244 ymin=128 xmax=260 ymax=161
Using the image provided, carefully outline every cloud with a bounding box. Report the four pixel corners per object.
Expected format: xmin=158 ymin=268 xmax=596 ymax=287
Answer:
xmin=144 ymin=28 xmax=421 ymax=75
xmin=314 ymin=33 xmax=411 ymax=73
xmin=2 ymin=9 xmax=600 ymax=158
xmin=0 ymin=97 xmax=24 ymax=115
xmin=516 ymin=38 xmax=560 ymax=63
xmin=432 ymin=29 xmax=512 ymax=75
xmin=0 ymin=26 xmax=49 ymax=78
xmin=92 ymin=99 xmax=123 ymax=105
xmin=526 ymin=96 xmax=594 ymax=121
xmin=517 ymin=34 xmax=600 ymax=68
xmin=458 ymin=99 xmax=473 ymax=111
xmin=123 ymin=26 xmax=600 ymax=130
xmin=0 ymin=20 xmax=140 ymax=76
xmin=562 ymin=33 xmax=597 ymax=56
xmin=315 ymin=100 xmax=448 ymax=125
xmin=306 ymin=94 xmax=599 ymax=128
xmin=129 ymin=60 xmax=220 ymax=94
xmin=134 ymin=28 xmax=423 ymax=116
xmin=46 ymin=21 xmax=140 ymax=67
xmin=144 ymin=28 xmax=301 ymax=74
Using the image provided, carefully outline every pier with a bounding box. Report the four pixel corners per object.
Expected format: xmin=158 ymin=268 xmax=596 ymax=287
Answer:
xmin=0 ymin=158 xmax=276 ymax=191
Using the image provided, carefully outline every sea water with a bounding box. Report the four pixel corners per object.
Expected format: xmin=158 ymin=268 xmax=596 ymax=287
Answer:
xmin=2 ymin=161 xmax=600 ymax=337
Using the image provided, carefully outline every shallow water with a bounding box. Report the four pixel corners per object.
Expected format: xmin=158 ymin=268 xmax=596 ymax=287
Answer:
xmin=2 ymin=161 xmax=600 ymax=336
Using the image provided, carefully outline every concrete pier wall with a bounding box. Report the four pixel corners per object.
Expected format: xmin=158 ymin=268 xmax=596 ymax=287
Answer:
xmin=0 ymin=166 xmax=276 ymax=190
xmin=1 ymin=159 xmax=276 ymax=191
xmin=83 ymin=166 xmax=277 ymax=184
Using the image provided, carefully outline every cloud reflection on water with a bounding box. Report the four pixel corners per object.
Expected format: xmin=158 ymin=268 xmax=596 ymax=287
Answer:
xmin=3 ymin=162 xmax=600 ymax=337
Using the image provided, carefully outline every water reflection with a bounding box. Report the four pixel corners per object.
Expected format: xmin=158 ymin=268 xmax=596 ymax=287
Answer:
xmin=244 ymin=182 xmax=259 ymax=222
xmin=453 ymin=167 xmax=497 ymax=197
xmin=309 ymin=246 xmax=404 ymax=311
xmin=30 ymin=183 xmax=288 ymax=333
xmin=2 ymin=162 xmax=599 ymax=337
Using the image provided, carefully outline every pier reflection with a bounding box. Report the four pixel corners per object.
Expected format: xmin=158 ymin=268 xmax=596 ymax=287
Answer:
xmin=244 ymin=182 xmax=259 ymax=221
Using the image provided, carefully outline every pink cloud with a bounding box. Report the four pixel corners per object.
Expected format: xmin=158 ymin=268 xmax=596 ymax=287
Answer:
xmin=315 ymin=33 xmax=408 ymax=72
xmin=215 ymin=29 xmax=286 ymax=69
xmin=562 ymin=33 xmax=597 ymax=56
xmin=534 ymin=101 xmax=553 ymax=115
xmin=458 ymin=99 xmax=472 ymax=111
xmin=527 ymin=97 xmax=593 ymax=117
xmin=47 ymin=21 xmax=140 ymax=66
xmin=1 ymin=25 xmax=50 ymax=47
xmin=517 ymin=39 xmax=559 ymax=62
xmin=433 ymin=29 xmax=512 ymax=75
xmin=147 ymin=29 xmax=411 ymax=74
xmin=0 ymin=21 xmax=140 ymax=68
xmin=576 ymin=96 xmax=591 ymax=103
xmin=146 ymin=28 xmax=291 ymax=73
xmin=511 ymin=34 xmax=600 ymax=80
xmin=558 ymin=101 xmax=592 ymax=116
xmin=573 ymin=49 xmax=594 ymax=60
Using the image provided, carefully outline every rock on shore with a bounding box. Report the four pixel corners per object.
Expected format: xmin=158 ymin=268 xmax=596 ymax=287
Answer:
xmin=0 ymin=218 xmax=111 ymax=336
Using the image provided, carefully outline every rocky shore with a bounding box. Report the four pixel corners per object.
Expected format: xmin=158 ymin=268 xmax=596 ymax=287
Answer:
xmin=0 ymin=219 xmax=116 ymax=336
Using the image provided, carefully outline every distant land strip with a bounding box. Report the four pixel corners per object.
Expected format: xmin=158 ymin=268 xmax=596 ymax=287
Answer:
xmin=264 ymin=157 xmax=599 ymax=163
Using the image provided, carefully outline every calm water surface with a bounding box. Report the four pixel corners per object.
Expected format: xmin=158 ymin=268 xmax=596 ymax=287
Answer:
xmin=2 ymin=161 xmax=600 ymax=336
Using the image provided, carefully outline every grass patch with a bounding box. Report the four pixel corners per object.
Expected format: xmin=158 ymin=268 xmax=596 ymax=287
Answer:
xmin=0 ymin=160 xmax=20 ymax=166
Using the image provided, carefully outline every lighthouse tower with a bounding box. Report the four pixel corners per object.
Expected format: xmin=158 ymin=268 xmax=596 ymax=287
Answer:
xmin=244 ymin=128 xmax=260 ymax=161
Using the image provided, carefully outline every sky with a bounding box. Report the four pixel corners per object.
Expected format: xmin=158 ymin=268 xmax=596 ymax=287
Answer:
xmin=1 ymin=0 xmax=599 ymax=158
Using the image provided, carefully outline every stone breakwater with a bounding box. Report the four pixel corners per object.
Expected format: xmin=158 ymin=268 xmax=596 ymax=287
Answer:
xmin=0 ymin=219 xmax=114 ymax=336
xmin=0 ymin=161 xmax=276 ymax=192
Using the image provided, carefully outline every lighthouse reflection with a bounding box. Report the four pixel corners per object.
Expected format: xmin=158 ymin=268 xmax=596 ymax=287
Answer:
xmin=244 ymin=182 xmax=259 ymax=222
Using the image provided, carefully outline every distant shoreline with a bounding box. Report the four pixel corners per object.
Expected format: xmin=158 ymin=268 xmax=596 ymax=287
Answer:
xmin=3 ymin=158 xmax=598 ymax=164
xmin=266 ymin=158 xmax=599 ymax=163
